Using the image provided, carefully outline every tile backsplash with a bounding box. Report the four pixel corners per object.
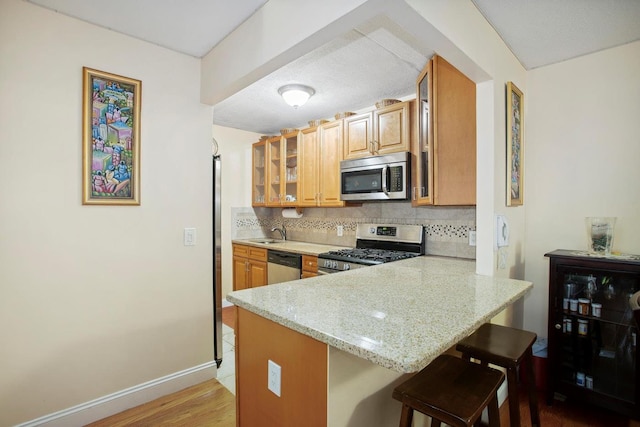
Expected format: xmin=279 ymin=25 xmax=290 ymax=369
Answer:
xmin=232 ymin=202 xmax=476 ymax=259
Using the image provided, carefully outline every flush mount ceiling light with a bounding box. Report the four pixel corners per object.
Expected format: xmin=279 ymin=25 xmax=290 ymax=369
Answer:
xmin=278 ymin=84 xmax=315 ymax=108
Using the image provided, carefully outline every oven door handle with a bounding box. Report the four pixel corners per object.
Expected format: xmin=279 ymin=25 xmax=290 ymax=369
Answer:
xmin=381 ymin=165 xmax=389 ymax=195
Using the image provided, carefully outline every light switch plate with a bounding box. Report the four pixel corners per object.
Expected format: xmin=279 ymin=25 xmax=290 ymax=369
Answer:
xmin=184 ymin=228 xmax=196 ymax=246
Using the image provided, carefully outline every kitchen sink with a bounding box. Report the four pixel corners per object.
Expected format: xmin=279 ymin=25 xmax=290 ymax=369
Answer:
xmin=247 ymin=238 xmax=283 ymax=244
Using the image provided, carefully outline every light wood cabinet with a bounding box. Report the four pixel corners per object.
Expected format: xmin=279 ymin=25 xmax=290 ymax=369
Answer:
xmin=299 ymin=127 xmax=319 ymax=206
xmin=282 ymin=131 xmax=300 ymax=206
xmin=251 ymin=140 xmax=266 ymax=206
xmin=301 ymin=255 xmax=318 ymax=278
xmin=232 ymin=244 xmax=268 ymax=291
xmin=412 ymin=55 xmax=476 ymax=206
xmin=343 ymin=101 xmax=411 ymax=160
xmin=298 ymin=122 xmax=344 ymax=207
xmin=265 ymin=135 xmax=283 ymax=206
xmin=263 ymin=132 xmax=300 ymax=207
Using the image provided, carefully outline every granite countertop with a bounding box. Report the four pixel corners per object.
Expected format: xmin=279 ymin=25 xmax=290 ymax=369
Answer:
xmin=232 ymin=239 xmax=350 ymax=256
xmin=227 ymin=256 xmax=533 ymax=373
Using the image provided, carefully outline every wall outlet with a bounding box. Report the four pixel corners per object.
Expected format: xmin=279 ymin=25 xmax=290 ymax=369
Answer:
xmin=184 ymin=228 xmax=196 ymax=246
xmin=468 ymin=230 xmax=476 ymax=246
xmin=268 ymin=360 xmax=281 ymax=397
xmin=336 ymin=225 xmax=344 ymax=237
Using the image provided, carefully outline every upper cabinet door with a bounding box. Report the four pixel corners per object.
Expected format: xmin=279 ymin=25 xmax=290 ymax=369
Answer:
xmin=412 ymin=55 xmax=476 ymax=206
xmin=343 ymin=113 xmax=373 ymax=160
xmin=318 ymin=121 xmax=344 ymax=207
xmin=266 ymin=136 xmax=284 ymax=206
xmin=298 ymin=127 xmax=320 ymax=207
xmin=282 ymin=130 xmax=300 ymax=206
xmin=373 ymin=101 xmax=411 ymax=156
xmin=343 ymin=102 xmax=411 ymax=160
xmin=252 ymin=140 xmax=266 ymax=207
xmin=412 ymin=59 xmax=433 ymax=205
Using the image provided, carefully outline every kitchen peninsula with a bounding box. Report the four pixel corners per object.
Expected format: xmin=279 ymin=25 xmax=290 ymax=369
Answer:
xmin=227 ymin=255 xmax=532 ymax=427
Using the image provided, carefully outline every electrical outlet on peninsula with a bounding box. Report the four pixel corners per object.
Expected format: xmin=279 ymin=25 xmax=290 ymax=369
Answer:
xmin=268 ymin=360 xmax=281 ymax=397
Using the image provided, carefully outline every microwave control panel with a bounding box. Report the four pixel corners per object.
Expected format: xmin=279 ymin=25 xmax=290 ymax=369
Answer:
xmin=389 ymin=166 xmax=403 ymax=191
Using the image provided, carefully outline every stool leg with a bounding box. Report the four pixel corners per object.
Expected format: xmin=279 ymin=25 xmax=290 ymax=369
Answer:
xmin=487 ymin=393 xmax=500 ymax=427
xmin=525 ymin=348 xmax=541 ymax=427
xmin=430 ymin=419 xmax=442 ymax=427
xmin=506 ymin=366 xmax=520 ymax=427
xmin=399 ymin=403 xmax=414 ymax=427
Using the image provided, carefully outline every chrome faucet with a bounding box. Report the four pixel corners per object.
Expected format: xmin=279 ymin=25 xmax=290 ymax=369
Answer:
xmin=271 ymin=224 xmax=287 ymax=241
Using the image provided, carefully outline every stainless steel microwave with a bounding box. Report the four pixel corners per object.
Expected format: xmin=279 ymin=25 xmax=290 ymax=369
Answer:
xmin=340 ymin=152 xmax=410 ymax=201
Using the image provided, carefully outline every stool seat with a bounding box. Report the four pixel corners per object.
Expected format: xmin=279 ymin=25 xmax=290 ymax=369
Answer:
xmin=456 ymin=323 xmax=536 ymax=367
xmin=392 ymin=354 xmax=504 ymax=427
xmin=456 ymin=323 xmax=540 ymax=427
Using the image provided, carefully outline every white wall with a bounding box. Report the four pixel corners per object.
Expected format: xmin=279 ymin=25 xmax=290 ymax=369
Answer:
xmin=212 ymin=125 xmax=260 ymax=298
xmin=0 ymin=1 xmax=213 ymax=424
xmin=523 ymin=40 xmax=640 ymax=337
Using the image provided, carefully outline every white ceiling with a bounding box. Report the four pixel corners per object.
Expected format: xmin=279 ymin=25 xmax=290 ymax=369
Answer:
xmin=27 ymin=0 xmax=640 ymax=135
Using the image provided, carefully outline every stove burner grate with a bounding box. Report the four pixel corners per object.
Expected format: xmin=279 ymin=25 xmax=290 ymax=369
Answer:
xmin=322 ymin=248 xmax=419 ymax=264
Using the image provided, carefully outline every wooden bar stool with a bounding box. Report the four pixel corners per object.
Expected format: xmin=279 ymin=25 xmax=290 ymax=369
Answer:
xmin=456 ymin=323 xmax=540 ymax=427
xmin=392 ymin=354 xmax=504 ymax=427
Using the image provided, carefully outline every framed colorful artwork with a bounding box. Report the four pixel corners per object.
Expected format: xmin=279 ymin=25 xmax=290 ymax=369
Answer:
xmin=82 ymin=67 xmax=141 ymax=205
xmin=506 ymin=81 xmax=524 ymax=206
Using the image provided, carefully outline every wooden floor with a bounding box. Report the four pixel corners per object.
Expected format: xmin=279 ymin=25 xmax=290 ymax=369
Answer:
xmin=86 ymin=379 xmax=235 ymax=427
xmin=86 ymin=378 xmax=639 ymax=427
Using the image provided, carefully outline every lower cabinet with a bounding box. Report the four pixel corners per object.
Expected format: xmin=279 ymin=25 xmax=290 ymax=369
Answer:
xmin=233 ymin=244 xmax=267 ymax=291
xmin=545 ymin=249 xmax=640 ymax=418
xmin=301 ymin=255 xmax=318 ymax=278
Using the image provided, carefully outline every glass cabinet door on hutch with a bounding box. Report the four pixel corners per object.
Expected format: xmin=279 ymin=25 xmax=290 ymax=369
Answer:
xmin=252 ymin=140 xmax=266 ymax=206
xmin=545 ymin=250 xmax=640 ymax=419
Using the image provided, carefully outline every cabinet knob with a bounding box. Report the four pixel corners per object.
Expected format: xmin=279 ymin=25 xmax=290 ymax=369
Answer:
xmin=555 ymin=323 xmax=562 ymax=330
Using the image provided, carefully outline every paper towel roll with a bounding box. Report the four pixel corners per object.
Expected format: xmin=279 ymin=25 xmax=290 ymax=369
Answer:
xmin=282 ymin=208 xmax=303 ymax=218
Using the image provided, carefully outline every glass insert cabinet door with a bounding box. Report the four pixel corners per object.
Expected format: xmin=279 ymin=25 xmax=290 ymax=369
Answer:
xmin=252 ymin=140 xmax=266 ymax=206
xmin=545 ymin=250 xmax=640 ymax=419
xmin=282 ymin=131 xmax=299 ymax=206
xmin=412 ymin=57 xmax=432 ymax=204
xmin=266 ymin=136 xmax=283 ymax=206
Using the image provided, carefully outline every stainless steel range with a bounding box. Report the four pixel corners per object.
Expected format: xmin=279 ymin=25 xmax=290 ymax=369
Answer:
xmin=317 ymin=224 xmax=425 ymax=274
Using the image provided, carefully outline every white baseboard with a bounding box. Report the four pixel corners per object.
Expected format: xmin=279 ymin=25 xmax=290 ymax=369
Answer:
xmin=16 ymin=361 xmax=217 ymax=427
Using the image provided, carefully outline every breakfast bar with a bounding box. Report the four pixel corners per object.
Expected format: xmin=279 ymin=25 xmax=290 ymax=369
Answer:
xmin=227 ymin=256 xmax=533 ymax=426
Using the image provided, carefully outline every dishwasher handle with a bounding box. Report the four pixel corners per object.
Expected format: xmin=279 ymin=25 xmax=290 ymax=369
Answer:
xmin=267 ymin=250 xmax=302 ymax=269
